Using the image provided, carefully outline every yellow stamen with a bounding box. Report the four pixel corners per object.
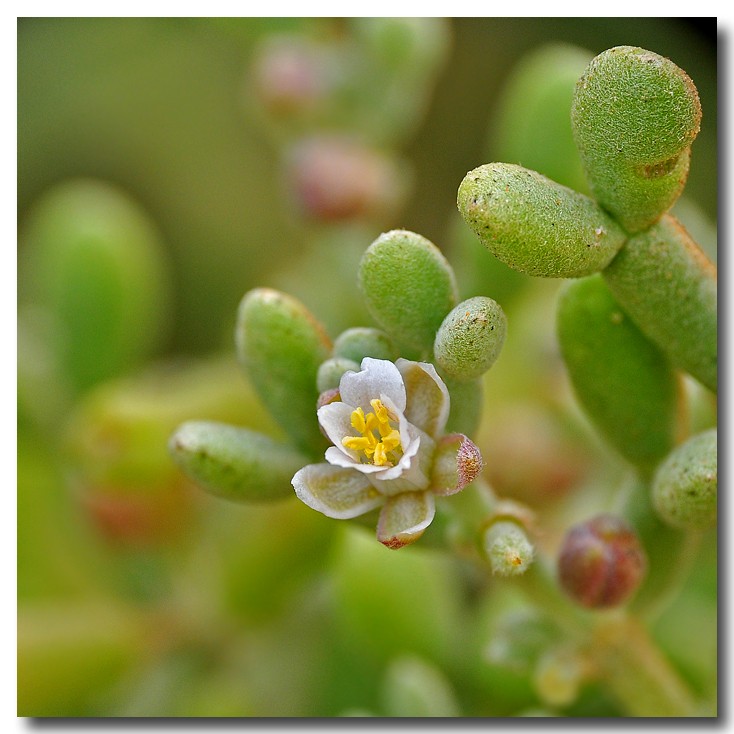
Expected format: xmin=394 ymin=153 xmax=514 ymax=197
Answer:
xmin=341 ymin=398 xmax=403 ymax=467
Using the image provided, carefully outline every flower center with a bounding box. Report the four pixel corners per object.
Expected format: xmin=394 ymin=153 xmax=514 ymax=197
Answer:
xmin=342 ymin=399 xmax=403 ymax=466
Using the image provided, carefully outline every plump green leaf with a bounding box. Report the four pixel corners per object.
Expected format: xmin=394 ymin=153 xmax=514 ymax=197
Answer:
xmin=603 ymin=214 xmax=717 ymax=392
xmin=332 ymin=326 xmax=397 ymax=363
xmin=652 ymin=428 xmax=717 ymax=530
xmin=557 ymin=274 xmax=681 ymax=471
xmin=235 ymin=288 xmax=332 ymax=455
xmin=358 ymin=230 xmax=458 ymax=354
xmin=169 ymin=421 xmax=307 ymax=502
xmin=434 ymin=296 xmax=507 ymax=381
xmin=20 ymin=179 xmax=172 ymax=393
xmin=457 ymin=163 xmax=626 ymax=278
xmin=572 ymin=46 xmax=701 ymax=233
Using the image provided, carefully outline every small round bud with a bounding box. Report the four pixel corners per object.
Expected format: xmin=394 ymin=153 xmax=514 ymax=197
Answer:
xmin=558 ymin=514 xmax=647 ymax=609
xmin=652 ymin=429 xmax=717 ymax=530
xmin=285 ymin=136 xmax=405 ymax=222
xmin=482 ymin=519 xmax=535 ymax=576
xmin=250 ymin=36 xmax=330 ymax=118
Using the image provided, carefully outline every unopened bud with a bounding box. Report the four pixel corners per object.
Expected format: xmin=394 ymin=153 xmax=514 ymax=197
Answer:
xmin=558 ymin=514 xmax=647 ymax=609
xmin=286 ymin=136 xmax=406 ymax=222
xmin=482 ymin=519 xmax=535 ymax=576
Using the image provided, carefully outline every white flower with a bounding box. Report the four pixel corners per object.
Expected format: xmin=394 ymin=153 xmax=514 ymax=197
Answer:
xmin=292 ymin=358 xmax=483 ymax=549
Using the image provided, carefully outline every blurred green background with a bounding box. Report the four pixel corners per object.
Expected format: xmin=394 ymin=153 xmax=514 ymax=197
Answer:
xmin=17 ymin=18 xmax=716 ymax=717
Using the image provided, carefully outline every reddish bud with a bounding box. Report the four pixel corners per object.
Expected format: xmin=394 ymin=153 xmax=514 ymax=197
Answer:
xmin=285 ymin=136 xmax=404 ymax=222
xmin=557 ymin=514 xmax=647 ymax=609
xmin=251 ymin=36 xmax=329 ymax=117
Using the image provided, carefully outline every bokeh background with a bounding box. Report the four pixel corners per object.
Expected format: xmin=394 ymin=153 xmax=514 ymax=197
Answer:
xmin=17 ymin=18 xmax=716 ymax=717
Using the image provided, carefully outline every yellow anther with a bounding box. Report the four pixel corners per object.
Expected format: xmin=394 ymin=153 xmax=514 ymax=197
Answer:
xmin=342 ymin=400 xmax=403 ymax=466
xmin=350 ymin=407 xmax=366 ymax=434
xmin=373 ymin=442 xmax=388 ymax=466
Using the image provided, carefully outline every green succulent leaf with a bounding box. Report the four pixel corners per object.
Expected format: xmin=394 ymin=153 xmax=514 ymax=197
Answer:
xmin=572 ymin=46 xmax=701 ymax=233
xmin=358 ymin=230 xmax=458 ymax=354
xmin=557 ymin=274 xmax=681 ymax=471
xmin=652 ymin=428 xmax=717 ymax=530
xmin=169 ymin=421 xmax=307 ymax=503
xmin=316 ymin=356 xmax=360 ymax=393
xmin=235 ymin=288 xmax=332 ymax=455
xmin=20 ymin=179 xmax=172 ymax=393
xmin=457 ymin=163 xmax=626 ymax=278
xmin=603 ymin=214 xmax=717 ymax=392
xmin=332 ymin=326 xmax=397 ymax=363
xmin=433 ymin=296 xmax=507 ymax=381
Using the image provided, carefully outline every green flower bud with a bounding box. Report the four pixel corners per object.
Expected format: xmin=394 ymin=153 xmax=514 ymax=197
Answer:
xmin=19 ymin=179 xmax=172 ymax=393
xmin=316 ymin=356 xmax=360 ymax=393
xmin=358 ymin=230 xmax=458 ymax=354
xmin=433 ymin=296 xmax=507 ymax=381
xmin=603 ymin=214 xmax=717 ymax=392
xmin=169 ymin=421 xmax=307 ymax=503
xmin=380 ymin=655 xmax=460 ymax=717
xmin=235 ymin=288 xmax=332 ymax=456
xmin=558 ymin=514 xmax=647 ymax=609
xmin=652 ymin=429 xmax=717 ymax=530
xmin=572 ymin=46 xmax=701 ymax=233
xmin=482 ymin=519 xmax=535 ymax=576
xmin=332 ymin=326 xmax=397 ymax=363
xmin=457 ymin=163 xmax=626 ymax=278
xmin=493 ymin=43 xmax=593 ymax=193
xmin=557 ymin=274 xmax=681 ymax=470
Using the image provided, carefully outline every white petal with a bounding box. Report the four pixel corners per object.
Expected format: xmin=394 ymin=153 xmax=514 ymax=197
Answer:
xmin=339 ymin=357 xmax=406 ymax=413
xmin=377 ymin=491 xmax=436 ymax=549
xmin=396 ymin=358 xmax=450 ymax=437
xmin=317 ymin=401 xmax=359 ymax=461
xmin=292 ymin=464 xmax=383 ymax=519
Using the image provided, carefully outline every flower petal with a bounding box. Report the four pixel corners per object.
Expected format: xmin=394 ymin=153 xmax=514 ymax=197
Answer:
xmin=431 ymin=433 xmax=483 ymax=496
xmin=339 ymin=357 xmax=406 ymax=413
xmin=377 ymin=491 xmax=436 ymax=549
xmin=396 ymin=359 xmax=450 ymax=437
xmin=292 ymin=464 xmax=383 ymax=519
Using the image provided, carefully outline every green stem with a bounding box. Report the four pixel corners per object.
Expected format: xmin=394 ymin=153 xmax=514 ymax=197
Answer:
xmin=590 ymin=613 xmax=696 ymax=717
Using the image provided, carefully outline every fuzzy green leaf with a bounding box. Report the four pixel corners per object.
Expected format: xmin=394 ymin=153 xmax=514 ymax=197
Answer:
xmin=443 ymin=376 xmax=483 ymax=438
xmin=652 ymin=428 xmax=717 ymax=530
xmin=572 ymin=46 xmax=701 ymax=233
xmin=169 ymin=421 xmax=307 ymax=503
xmin=434 ymin=296 xmax=507 ymax=381
xmin=603 ymin=214 xmax=717 ymax=392
xmin=332 ymin=326 xmax=397 ymax=363
xmin=457 ymin=163 xmax=626 ymax=278
xmin=235 ymin=288 xmax=332 ymax=455
xmin=557 ymin=274 xmax=681 ymax=470
xmin=316 ymin=356 xmax=360 ymax=393
xmin=358 ymin=230 xmax=458 ymax=354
